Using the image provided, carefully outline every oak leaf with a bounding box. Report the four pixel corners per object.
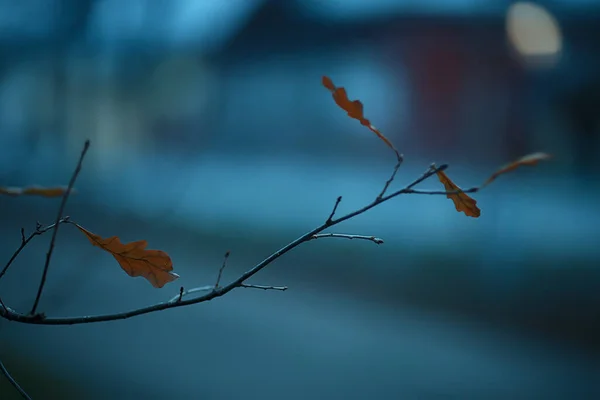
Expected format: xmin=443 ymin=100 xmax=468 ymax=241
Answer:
xmin=436 ymin=169 xmax=481 ymax=218
xmin=483 ymin=152 xmax=552 ymax=187
xmin=322 ymin=76 xmax=397 ymax=152
xmin=75 ymin=224 xmax=179 ymax=288
xmin=0 ymin=186 xmax=74 ymax=197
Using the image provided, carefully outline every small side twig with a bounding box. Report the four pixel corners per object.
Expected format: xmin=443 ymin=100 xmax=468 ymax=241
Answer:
xmin=168 ymin=285 xmax=213 ymax=303
xmin=326 ymin=196 xmax=342 ymax=224
xmin=240 ymin=284 xmax=288 ymax=291
xmin=311 ymin=233 xmax=384 ymax=245
xmin=30 ymin=139 xmax=90 ymax=315
xmin=0 ymin=218 xmax=71 ymax=283
xmin=168 ymin=282 xmax=286 ymax=303
xmin=377 ymin=150 xmax=404 ymax=200
xmin=215 ymin=251 xmax=231 ymax=288
xmin=404 ymin=188 xmax=478 ymax=195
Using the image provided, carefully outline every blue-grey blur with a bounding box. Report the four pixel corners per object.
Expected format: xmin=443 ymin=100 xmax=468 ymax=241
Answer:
xmin=1 ymin=0 xmax=599 ymax=399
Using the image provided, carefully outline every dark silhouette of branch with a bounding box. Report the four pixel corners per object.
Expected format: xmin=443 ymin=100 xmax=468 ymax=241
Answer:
xmin=0 ymin=135 xmax=544 ymax=400
xmin=168 ymin=282 xmax=287 ymax=303
xmin=0 ymin=218 xmax=71 ymax=283
xmin=240 ymin=284 xmax=288 ymax=291
xmin=0 ymin=357 xmax=31 ymax=400
xmin=215 ymin=251 xmax=231 ymax=288
xmin=326 ymin=196 xmax=342 ymax=224
xmin=404 ymin=188 xmax=478 ymax=195
xmin=378 ymin=150 xmax=404 ymax=199
xmin=311 ymin=233 xmax=384 ymax=244
xmin=30 ymin=140 xmax=90 ymax=315
xmin=0 ymin=160 xmax=449 ymax=326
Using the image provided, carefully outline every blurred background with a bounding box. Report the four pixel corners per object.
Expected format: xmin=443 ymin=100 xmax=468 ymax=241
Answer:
xmin=1 ymin=0 xmax=599 ymax=399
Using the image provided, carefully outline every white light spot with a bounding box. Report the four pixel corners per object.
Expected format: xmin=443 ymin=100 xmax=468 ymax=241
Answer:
xmin=506 ymin=2 xmax=562 ymax=67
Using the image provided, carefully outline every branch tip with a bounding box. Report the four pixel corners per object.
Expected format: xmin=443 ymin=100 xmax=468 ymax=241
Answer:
xmin=326 ymin=196 xmax=343 ymax=224
xmin=378 ymin=153 xmax=404 ymax=199
xmin=215 ymin=251 xmax=231 ymax=288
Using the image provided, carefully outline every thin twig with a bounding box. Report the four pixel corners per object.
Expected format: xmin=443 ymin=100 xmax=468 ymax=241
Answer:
xmin=0 ymin=164 xmax=448 ymax=326
xmin=403 ymin=188 xmax=478 ymax=195
xmin=326 ymin=196 xmax=342 ymax=224
xmin=240 ymin=284 xmax=288 ymax=291
xmin=312 ymin=233 xmax=384 ymax=245
xmin=168 ymin=282 xmax=287 ymax=303
xmin=168 ymin=285 xmax=213 ymax=303
xmin=377 ymin=151 xmax=404 ymax=200
xmin=0 ymin=219 xmax=71 ymax=283
xmin=0 ymin=358 xmax=31 ymax=400
xmin=215 ymin=251 xmax=230 ymax=288
xmin=30 ymin=140 xmax=90 ymax=315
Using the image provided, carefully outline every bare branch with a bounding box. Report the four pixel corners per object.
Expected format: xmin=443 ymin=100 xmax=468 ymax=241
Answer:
xmin=0 ymin=164 xmax=449 ymax=326
xmin=0 ymin=296 xmax=7 ymax=313
xmin=240 ymin=284 xmax=288 ymax=291
xmin=326 ymin=196 xmax=342 ymax=224
xmin=30 ymin=140 xmax=90 ymax=315
xmin=215 ymin=251 xmax=231 ymax=288
xmin=168 ymin=282 xmax=287 ymax=303
xmin=403 ymin=188 xmax=479 ymax=195
xmin=312 ymin=233 xmax=384 ymax=245
xmin=168 ymin=285 xmax=212 ymax=303
xmin=377 ymin=151 xmax=404 ymax=200
xmin=0 ymin=218 xmax=71 ymax=283
xmin=0 ymin=358 xmax=31 ymax=400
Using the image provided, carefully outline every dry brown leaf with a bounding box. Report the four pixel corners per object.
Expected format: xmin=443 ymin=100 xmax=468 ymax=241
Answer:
xmin=322 ymin=76 xmax=396 ymax=151
xmin=75 ymin=224 xmax=179 ymax=288
xmin=0 ymin=186 xmax=74 ymax=197
xmin=483 ymin=152 xmax=552 ymax=187
xmin=322 ymin=75 xmax=336 ymax=91
xmin=436 ymin=170 xmax=481 ymax=218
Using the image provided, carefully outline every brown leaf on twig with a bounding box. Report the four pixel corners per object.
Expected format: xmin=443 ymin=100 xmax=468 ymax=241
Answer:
xmin=322 ymin=76 xmax=397 ymax=152
xmin=0 ymin=186 xmax=74 ymax=197
xmin=483 ymin=152 xmax=552 ymax=187
xmin=436 ymin=170 xmax=480 ymax=218
xmin=75 ymin=224 xmax=179 ymax=288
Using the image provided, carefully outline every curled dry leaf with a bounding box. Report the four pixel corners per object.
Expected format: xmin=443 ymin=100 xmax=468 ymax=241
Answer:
xmin=75 ymin=224 xmax=179 ymax=288
xmin=322 ymin=76 xmax=397 ymax=152
xmin=0 ymin=186 xmax=74 ymax=197
xmin=483 ymin=152 xmax=552 ymax=187
xmin=435 ymin=169 xmax=481 ymax=218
